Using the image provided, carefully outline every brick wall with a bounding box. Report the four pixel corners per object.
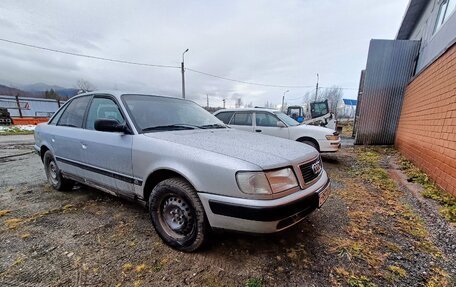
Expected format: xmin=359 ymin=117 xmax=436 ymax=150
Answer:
xmin=396 ymin=43 xmax=456 ymax=196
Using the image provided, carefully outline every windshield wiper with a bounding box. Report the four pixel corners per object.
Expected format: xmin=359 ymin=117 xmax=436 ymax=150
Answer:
xmin=198 ymin=123 xmax=227 ymax=129
xmin=142 ymin=124 xmax=200 ymax=132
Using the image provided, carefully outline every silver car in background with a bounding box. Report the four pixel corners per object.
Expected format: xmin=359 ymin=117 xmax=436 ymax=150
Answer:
xmin=34 ymin=91 xmax=331 ymax=251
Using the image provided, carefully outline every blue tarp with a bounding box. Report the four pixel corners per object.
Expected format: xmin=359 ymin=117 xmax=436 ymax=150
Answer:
xmin=343 ymin=99 xmax=357 ymax=106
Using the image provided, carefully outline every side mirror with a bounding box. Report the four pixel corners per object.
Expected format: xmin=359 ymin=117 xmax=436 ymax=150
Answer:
xmin=94 ymin=119 xmax=130 ymax=133
xmin=277 ymin=121 xmax=286 ymax=128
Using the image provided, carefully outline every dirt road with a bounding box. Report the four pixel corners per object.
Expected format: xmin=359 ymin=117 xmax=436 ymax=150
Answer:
xmin=0 ymin=137 xmax=454 ymax=286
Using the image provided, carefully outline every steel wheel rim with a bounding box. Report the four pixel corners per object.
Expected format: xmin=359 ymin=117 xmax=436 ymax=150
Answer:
xmin=48 ymin=161 xmax=59 ymax=186
xmin=159 ymin=194 xmax=195 ymax=239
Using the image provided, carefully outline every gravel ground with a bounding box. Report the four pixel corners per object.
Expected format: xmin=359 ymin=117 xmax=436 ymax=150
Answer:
xmin=0 ymin=137 xmax=454 ymax=287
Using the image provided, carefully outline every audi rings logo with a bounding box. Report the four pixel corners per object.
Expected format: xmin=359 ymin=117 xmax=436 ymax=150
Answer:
xmin=311 ymin=160 xmax=322 ymax=174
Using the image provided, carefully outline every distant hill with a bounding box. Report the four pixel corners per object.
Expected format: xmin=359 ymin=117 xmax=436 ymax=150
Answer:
xmin=21 ymin=83 xmax=65 ymax=92
xmin=0 ymin=83 xmax=78 ymax=99
xmin=0 ymin=84 xmax=35 ymax=97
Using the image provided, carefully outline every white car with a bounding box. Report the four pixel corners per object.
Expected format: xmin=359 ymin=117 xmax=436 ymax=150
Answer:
xmin=214 ymin=108 xmax=341 ymax=152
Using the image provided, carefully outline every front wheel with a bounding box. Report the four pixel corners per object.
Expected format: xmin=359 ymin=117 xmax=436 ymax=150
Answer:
xmin=43 ymin=151 xmax=74 ymax=191
xmin=299 ymin=139 xmax=320 ymax=152
xmin=148 ymin=177 xmax=209 ymax=252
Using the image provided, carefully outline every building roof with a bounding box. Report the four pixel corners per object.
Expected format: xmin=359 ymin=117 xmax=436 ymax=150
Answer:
xmin=342 ymin=99 xmax=358 ymax=106
xmin=396 ymin=0 xmax=429 ymax=40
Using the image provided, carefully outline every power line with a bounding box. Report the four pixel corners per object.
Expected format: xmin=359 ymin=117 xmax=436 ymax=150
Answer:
xmin=0 ymin=37 xmax=358 ymax=90
xmin=186 ymin=68 xmax=315 ymax=89
xmin=0 ymin=38 xmax=180 ymax=69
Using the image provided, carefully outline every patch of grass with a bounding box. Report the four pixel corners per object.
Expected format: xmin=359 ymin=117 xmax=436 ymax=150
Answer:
xmin=152 ymin=262 xmax=162 ymax=272
xmin=122 ymin=262 xmax=133 ymax=272
xmin=347 ymin=275 xmax=377 ymax=287
xmin=0 ymin=210 xmax=12 ymax=217
xmin=135 ymin=263 xmax=147 ymax=273
xmin=334 ymin=267 xmax=350 ymax=277
xmin=384 ymin=242 xmax=401 ymax=253
xmin=245 ymin=278 xmax=262 ymax=287
xmin=203 ymin=275 xmax=233 ymax=287
xmin=388 ymin=265 xmax=407 ymax=277
xmin=0 ymin=126 xmax=34 ymax=135
xmin=4 ymin=218 xmax=24 ymax=229
xmin=338 ymin=120 xmax=354 ymax=138
xmin=425 ymin=267 xmax=450 ymax=287
xmin=20 ymin=233 xmax=30 ymax=239
xmin=398 ymin=157 xmax=456 ymax=223
xmin=2 ymin=204 xmax=80 ymax=230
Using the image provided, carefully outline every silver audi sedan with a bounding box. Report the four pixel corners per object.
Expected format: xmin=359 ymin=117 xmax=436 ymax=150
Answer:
xmin=34 ymin=91 xmax=331 ymax=251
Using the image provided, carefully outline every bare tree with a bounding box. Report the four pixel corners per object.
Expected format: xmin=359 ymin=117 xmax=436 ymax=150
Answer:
xmin=76 ymin=79 xmax=96 ymax=93
xmin=235 ymin=97 xmax=243 ymax=108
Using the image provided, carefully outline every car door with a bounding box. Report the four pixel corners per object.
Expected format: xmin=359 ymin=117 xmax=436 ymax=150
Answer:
xmin=228 ymin=112 xmax=254 ymax=132
xmin=254 ymin=112 xmax=290 ymax=139
xmin=53 ymin=95 xmax=92 ymax=179
xmin=82 ymin=95 xmax=134 ymax=197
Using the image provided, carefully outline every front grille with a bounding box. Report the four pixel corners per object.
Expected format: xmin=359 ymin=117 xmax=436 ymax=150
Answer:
xmin=299 ymin=157 xmax=322 ymax=183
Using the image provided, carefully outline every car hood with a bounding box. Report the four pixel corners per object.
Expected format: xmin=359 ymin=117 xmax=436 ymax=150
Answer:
xmin=144 ymin=129 xmax=318 ymax=169
xmin=293 ymin=124 xmax=336 ymax=135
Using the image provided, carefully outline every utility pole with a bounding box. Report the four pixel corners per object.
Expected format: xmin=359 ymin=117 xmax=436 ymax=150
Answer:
xmin=181 ymin=49 xmax=189 ymax=99
xmin=222 ymin=99 xmax=226 ymax=109
xmin=206 ymin=93 xmax=209 ymax=108
xmin=282 ymin=90 xmax=289 ymax=112
xmin=315 ymin=73 xmax=319 ymax=102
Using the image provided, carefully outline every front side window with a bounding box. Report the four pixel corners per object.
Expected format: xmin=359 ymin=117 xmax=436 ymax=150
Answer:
xmin=274 ymin=112 xmax=299 ymax=126
xmin=255 ymin=112 xmax=281 ymax=127
xmin=57 ymin=96 xmax=91 ymax=128
xmin=231 ymin=112 xmax=252 ymax=126
xmin=49 ymin=104 xmax=67 ymax=125
xmin=214 ymin=111 xmax=234 ymax=124
xmin=86 ymin=97 xmax=125 ymax=130
xmin=122 ymin=94 xmax=225 ymax=132
xmin=434 ymin=0 xmax=456 ymax=33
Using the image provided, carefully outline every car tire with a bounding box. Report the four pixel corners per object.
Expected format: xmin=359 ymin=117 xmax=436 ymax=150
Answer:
xmin=299 ymin=139 xmax=320 ymax=152
xmin=148 ymin=177 xmax=209 ymax=252
xmin=43 ymin=151 xmax=74 ymax=191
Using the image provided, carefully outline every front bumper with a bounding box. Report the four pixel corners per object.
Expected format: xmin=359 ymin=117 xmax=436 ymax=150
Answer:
xmin=319 ymin=138 xmax=341 ymax=152
xmin=198 ymin=172 xmax=331 ymax=233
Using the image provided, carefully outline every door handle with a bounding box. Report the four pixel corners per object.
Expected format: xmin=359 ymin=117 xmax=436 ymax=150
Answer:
xmin=255 ymin=129 xmax=262 ymax=132
xmin=81 ymin=143 xmax=87 ymax=150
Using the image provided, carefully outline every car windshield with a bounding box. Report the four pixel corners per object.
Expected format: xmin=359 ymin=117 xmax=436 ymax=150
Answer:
xmin=122 ymin=94 xmax=226 ymax=132
xmin=274 ymin=112 xmax=299 ymax=126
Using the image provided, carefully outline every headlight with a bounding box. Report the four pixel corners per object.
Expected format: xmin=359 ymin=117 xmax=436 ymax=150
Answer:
xmin=326 ymin=135 xmax=339 ymax=140
xmin=236 ymin=168 xmax=299 ymax=195
xmin=236 ymin=172 xmax=272 ymax=194
xmin=266 ymin=168 xmax=299 ymax=193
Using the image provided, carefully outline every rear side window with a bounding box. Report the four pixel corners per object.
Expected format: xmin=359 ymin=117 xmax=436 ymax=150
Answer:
xmin=231 ymin=112 xmax=252 ymax=126
xmin=85 ymin=97 xmax=125 ymax=130
xmin=214 ymin=111 xmax=234 ymax=124
xmin=57 ymin=96 xmax=91 ymax=128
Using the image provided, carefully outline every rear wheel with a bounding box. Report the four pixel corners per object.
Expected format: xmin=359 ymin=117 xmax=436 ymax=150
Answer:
xmin=148 ymin=177 xmax=208 ymax=252
xmin=43 ymin=151 xmax=74 ymax=191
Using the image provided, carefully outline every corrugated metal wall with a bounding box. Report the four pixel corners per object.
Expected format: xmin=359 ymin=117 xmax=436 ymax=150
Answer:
xmin=352 ymin=70 xmax=365 ymax=138
xmin=0 ymin=95 xmax=65 ymax=117
xmin=355 ymin=39 xmax=420 ymax=145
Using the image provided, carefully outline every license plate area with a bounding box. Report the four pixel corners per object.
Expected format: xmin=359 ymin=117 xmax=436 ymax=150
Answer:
xmin=318 ymin=186 xmax=331 ymax=207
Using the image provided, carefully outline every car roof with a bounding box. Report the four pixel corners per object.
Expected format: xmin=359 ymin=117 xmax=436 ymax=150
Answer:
xmin=215 ymin=108 xmax=280 ymax=113
xmin=70 ymin=91 xmax=191 ymax=102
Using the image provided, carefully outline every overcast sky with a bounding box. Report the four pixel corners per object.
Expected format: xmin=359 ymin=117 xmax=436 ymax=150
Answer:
xmin=0 ymin=0 xmax=409 ymax=107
